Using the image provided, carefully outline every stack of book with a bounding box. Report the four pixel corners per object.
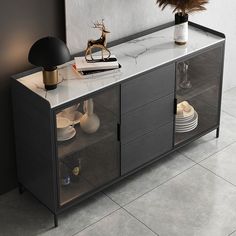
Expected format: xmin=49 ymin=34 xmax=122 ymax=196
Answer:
xmin=73 ymin=55 xmax=121 ymax=75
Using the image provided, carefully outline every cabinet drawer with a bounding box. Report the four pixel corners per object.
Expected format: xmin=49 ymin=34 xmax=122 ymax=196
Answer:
xmin=121 ymin=122 xmax=173 ymax=175
xmin=121 ymin=63 xmax=175 ymax=114
xmin=121 ymin=93 xmax=174 ymax=144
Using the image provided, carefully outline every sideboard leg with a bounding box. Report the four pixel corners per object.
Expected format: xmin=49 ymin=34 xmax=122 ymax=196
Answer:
xmin=18 ymin=183 xmax=25 ymax=194
xmin=54 ymin=214 xmax=58 ymax=227
xmin=216 ymin=127 xmax=220 ymax=138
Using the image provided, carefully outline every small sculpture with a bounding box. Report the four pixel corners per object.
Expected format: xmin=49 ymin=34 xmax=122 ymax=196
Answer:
xmin=85 ymin=19 xmax=111 ymax=62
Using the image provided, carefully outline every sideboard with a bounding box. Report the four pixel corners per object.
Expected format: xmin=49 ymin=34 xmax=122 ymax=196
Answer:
xmin=11 ymin=22 xmax=225 ymax=227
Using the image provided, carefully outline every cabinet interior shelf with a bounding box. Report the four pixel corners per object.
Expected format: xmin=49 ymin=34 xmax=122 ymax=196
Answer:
xmin=57 ymin=104 xmax=118 ymax=159
xmin=59 ymin=133 xmax=120 ymax=206
xmin=176 ymin=75 xmax=219 ymax=103
xmin=60 ymin=163 xmax=119 ymax=206
xmin=60 ymin=174 xmax=94 ymax=206
xmin=175 ymin=96 xmax=218 ymax=146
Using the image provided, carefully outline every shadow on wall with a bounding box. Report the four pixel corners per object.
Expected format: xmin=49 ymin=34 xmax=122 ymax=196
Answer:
xmin=0 ymin=0 xmax=65 ymax=195
xmin=0 ymin=32 xmax=35 ymax=195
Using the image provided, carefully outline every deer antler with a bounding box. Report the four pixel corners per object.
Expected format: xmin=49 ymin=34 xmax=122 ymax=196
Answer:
xmin=92 ymin=19 xmax=106 ymax=30
xmin=93 ymin=20 xmax=101 ymax=28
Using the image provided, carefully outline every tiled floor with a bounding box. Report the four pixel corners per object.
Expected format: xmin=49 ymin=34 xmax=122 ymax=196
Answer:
xmin=1 ymin=87 xmax=236 ymax=236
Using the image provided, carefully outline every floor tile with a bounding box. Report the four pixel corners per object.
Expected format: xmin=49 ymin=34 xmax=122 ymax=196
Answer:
xmin=229 ymin=229 xmax=236 ymax=236
xmin=0 ymin=201 xmax=52 ymax=236
xmin=0 ymin=191 xmax=119 ymax=236
xmin=104 ymin=152 xmax=195 ymax=206
xmin=125 ymin=165 xmax=236 ymax=236
xmin=178 ymin=111 xmax=236 ymax=163
xmin=222 ymin=87 xmax=236 ymax=118
xmin=201 ymin=142 xmax=236 ymax=185
xmin=0 ymin=189 xmax=47 ymax=212
xmin=74 ymin=209 xmax=157 ymax=236
xmin=40 ymin=193 xmax=119 ymax=236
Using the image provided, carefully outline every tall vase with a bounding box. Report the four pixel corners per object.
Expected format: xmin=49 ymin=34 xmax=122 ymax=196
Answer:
xmin=174 ymin=13 xmax=188 ymax=45
xmin=80 ymin=99 xmax=100 ymax=134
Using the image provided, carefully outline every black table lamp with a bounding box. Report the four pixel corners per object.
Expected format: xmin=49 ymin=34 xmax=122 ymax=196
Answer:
xmin=28 ymin=37 xmax=71 ymax=90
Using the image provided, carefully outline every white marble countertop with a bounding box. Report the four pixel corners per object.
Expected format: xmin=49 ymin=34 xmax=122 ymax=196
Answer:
xmin=17 ymin=24 xmax=224 ymax=109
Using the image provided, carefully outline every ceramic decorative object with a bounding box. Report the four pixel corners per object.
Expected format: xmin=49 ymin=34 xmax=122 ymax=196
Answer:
xmin=156 ymin=0 xmax=208 ymax=45
xmin=80 ymin=99 xmax=100 ymax=134
xmin=56 ymin=117 xmax=76 ymax=141
xmin=63 ymin=157 xmax=81 ymax=182
xmin=59 ymin=103 xmax=83 ymax=125
xmin=61 ymin=104 xmax=80 ymax=119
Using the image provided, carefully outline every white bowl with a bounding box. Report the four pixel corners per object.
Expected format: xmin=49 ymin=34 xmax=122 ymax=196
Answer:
xmin=57 ymin=117 xmax=71 ymax=129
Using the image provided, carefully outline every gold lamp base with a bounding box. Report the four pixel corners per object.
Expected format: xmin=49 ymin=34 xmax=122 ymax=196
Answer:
xmin=43 ymin=68 xmax=58 ymax=90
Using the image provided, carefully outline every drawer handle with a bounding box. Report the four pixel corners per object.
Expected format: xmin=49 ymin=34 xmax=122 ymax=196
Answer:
xmin=174 ymin=98 xmax=177 ymax=115
xmin=117 ymin=123 xmax=121 ymax=141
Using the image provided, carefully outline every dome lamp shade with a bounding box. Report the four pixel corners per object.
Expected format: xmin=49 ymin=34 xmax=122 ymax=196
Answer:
xmin=28 ymin=36 xmax=71 ymax=90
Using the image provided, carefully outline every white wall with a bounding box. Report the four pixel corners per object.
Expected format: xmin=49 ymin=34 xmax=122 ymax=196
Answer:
xmin=190 ymin=0 xmax=236 ymax=91
xmin=66 ymin=0 xmax=235 ymax=91
xmin=65 ymin=0 xmax=172 ymax=53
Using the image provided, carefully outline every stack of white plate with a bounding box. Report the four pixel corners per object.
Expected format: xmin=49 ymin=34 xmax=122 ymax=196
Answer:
xmin=176 ymin=102 xmax=198 ymax=133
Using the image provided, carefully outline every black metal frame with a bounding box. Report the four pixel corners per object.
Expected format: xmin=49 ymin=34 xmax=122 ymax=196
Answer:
xmin=52 ymin=85 xmax=121 ymax=212
xmin=12 ymin=21 xmax=225 ymax=227
xmin=174 ymin=43 xmax=225 ymax=147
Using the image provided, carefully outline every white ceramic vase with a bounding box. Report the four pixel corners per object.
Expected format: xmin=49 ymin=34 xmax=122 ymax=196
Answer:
xmin=80 ymin=99 xmax=100 ymax=134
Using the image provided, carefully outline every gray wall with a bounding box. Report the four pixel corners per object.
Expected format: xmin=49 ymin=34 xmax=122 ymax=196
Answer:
xmin=0 ymin=0 xmax=65 ymax=194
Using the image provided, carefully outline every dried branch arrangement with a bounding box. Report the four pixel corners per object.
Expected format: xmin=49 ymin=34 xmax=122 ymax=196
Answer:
xmin=156 ymin=0 xmax=208 ymax=15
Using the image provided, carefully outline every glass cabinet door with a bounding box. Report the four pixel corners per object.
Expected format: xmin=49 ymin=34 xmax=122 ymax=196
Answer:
xmin=175 ymin=46 xmax=223 ymax=146
xmin=55 ymin=86 xmax=120 ymax=206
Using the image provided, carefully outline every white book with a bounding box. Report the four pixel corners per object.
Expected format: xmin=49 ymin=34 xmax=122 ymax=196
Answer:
xmin=75 ymin=55 xmax=119 ymax=71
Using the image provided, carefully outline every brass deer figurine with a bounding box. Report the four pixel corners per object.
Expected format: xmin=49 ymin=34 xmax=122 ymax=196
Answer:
xmin=85 ymin=20 xmax=111 ymax=62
